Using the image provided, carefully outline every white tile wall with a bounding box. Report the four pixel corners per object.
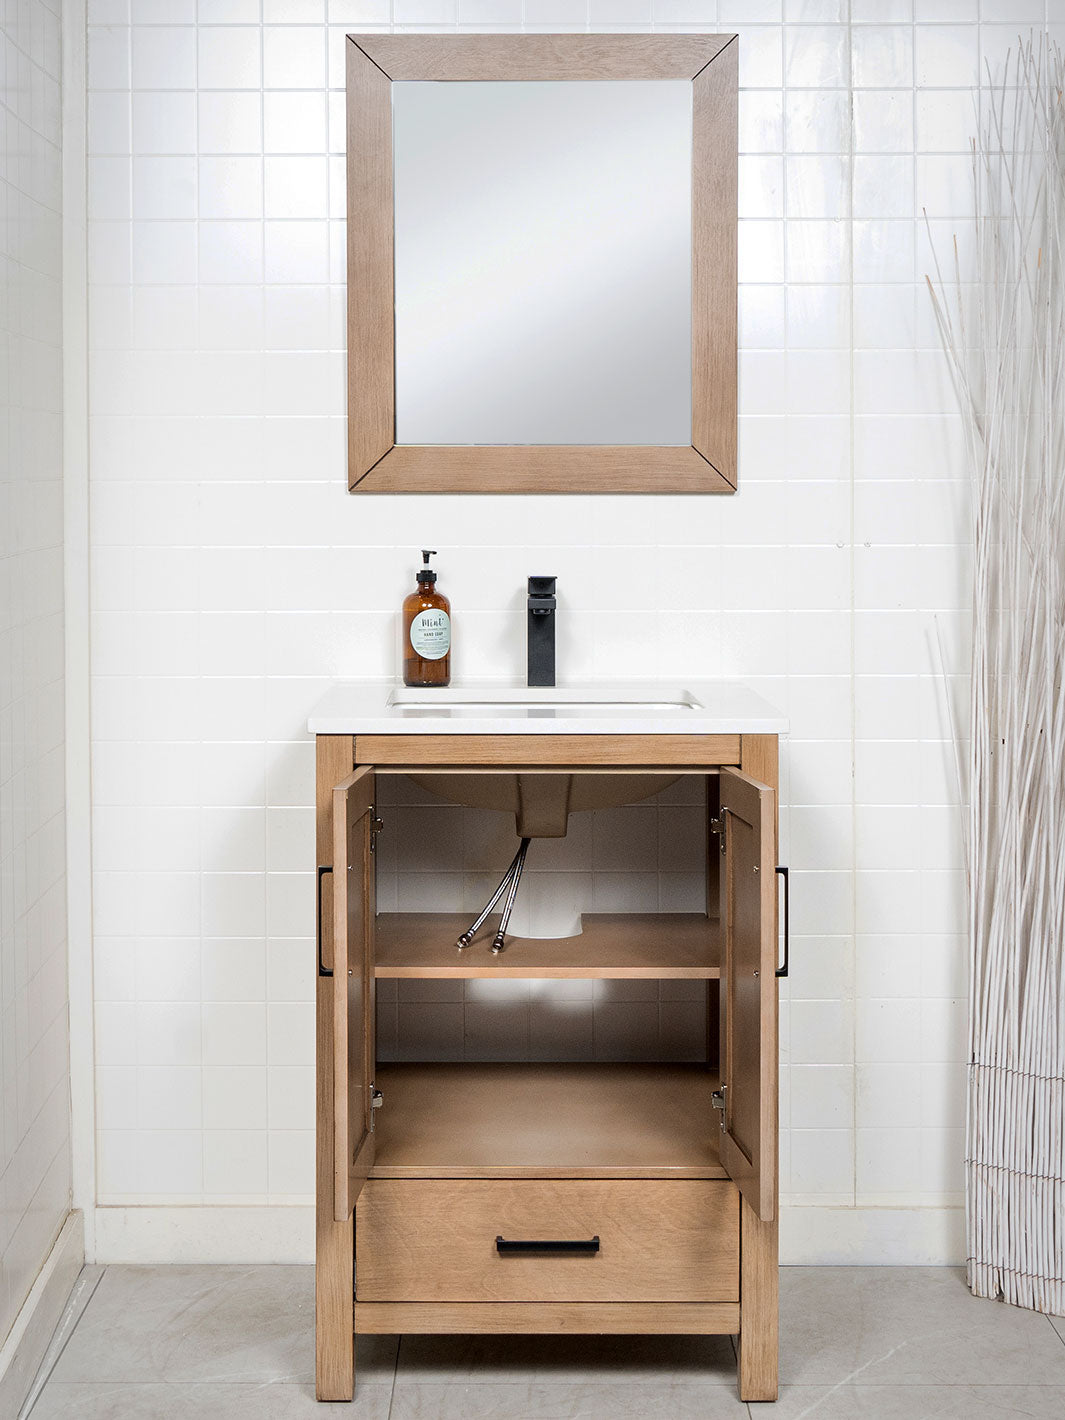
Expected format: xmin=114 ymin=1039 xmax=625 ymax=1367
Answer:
xmin=84 ymin=0 xmax=999 ymax=1221
xmin=0 ymin=0 xmax=71 ymax=1342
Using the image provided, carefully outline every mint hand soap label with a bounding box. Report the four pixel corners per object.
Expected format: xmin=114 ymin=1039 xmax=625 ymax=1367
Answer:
xmin=409 ymin=608 xmax=451 ymax=660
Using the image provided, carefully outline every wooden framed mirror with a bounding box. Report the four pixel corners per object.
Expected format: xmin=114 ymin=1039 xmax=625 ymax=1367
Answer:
xmin=346 ymin=34 xmax=737 ymax=495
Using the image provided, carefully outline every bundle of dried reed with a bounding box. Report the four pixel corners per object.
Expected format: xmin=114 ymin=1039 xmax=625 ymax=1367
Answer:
xmin=927 ymin=34 xmax=1065 ymax=1313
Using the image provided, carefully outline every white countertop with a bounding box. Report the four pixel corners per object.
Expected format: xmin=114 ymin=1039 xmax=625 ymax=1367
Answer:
xmin=307 ymin=681 xmax=788 ymax=736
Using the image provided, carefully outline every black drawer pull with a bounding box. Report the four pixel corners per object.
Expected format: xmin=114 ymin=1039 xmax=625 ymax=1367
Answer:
xmin=496 ymin=1235 xmax=600 ymax=1255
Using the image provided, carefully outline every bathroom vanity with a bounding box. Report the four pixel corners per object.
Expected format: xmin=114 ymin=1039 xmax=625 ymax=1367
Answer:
xmin=309 ymin=683 xmax=786 ymax=1403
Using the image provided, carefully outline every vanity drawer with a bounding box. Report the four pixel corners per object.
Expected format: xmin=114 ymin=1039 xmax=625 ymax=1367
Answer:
xmin=355 ymin=1179 xmax=739 ymax=1303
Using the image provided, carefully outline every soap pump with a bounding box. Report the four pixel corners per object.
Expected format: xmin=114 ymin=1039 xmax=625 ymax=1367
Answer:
xmin=402 ymin=550 xmax=452 ymax=688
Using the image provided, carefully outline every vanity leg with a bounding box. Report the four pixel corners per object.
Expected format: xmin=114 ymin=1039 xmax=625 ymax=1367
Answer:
xmin=316 ymin=1208 xmax=354 ymax=1400
xmin=738 ymin=1199 xmax=778 ymax=1403
xmin=316 ymin=735 xmax=356 ymax=1400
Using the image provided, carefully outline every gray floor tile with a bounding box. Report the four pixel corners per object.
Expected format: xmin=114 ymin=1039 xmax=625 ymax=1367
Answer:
xmin=771 ymin=1386 xmax=1065 ymax=1419
xmin=18 ymin=1266 xmax=105 ymax=1419
xmin=33 ymin=1262 xmax=1065 ymax=1417
xmin=29 ymin=1381 xmax=392 ymax=1419
xmin=50 ymin=1265 xmax=396 ymax=1386
xmin=781 ymin=1268 xmax=1065 ymax=1388
xmin=394 ymin=1331 xmax=738 ymax=1385
xmin=389 ymin=1380 xmax=750 ymax=1419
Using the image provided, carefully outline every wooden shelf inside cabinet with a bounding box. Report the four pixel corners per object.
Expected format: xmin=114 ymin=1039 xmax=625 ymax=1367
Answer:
xmin=375 ymin=913 xmax=720 ymax=979
xmin=370 ymin=1063 xmax=728 ymax=1180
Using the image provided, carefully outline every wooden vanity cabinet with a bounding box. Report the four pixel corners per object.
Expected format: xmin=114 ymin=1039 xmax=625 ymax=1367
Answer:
xmin=314 ymin=733 xmax=780 ymax=1404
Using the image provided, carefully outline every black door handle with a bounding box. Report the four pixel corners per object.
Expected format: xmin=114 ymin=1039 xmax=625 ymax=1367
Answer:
xmin=496 ymin=1236 xmax=600 ymax=1254
xmin=775 ymin=865 xmax=789 ymax=978
xmin=317 ymin=864 xmax=333 ymax=977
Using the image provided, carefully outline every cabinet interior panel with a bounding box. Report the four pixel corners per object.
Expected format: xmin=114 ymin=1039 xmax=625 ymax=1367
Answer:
xmin=375 ymin=913 xmax=721 ymax=978
xmin=370 ymin=1062 xmax=727 ymax=1178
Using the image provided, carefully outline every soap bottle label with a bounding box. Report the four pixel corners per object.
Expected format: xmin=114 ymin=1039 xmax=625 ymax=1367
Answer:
xmin=410 ymin=609 xmax=451 ymax=660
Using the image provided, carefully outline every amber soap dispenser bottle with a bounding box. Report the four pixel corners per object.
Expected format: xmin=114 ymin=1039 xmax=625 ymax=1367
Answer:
xmin=403 ymin=550 xmax=451 ymax=687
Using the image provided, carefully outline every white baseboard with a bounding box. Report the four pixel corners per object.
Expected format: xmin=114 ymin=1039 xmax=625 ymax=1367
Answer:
xmin=0 ymin=1212 xmax=85 ymax=1418
xmin=91 ymin=1206 xmax=315 ymax=1263
xmin=781 ymin=1206 xmax=965 ymax=1265
xmin=90 ymin=1202 xmax=962 ymax=1267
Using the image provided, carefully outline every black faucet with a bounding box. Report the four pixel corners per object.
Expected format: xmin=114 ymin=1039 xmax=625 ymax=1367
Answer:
xmin=527 ymin=576 xmax=557 ymax=687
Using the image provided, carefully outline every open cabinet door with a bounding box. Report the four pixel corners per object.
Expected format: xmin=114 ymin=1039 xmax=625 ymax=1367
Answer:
xmin=332 ymin=766 xmax=376 ymax=1221
xmin=717 ymin=767 xmax=777 ymax=1223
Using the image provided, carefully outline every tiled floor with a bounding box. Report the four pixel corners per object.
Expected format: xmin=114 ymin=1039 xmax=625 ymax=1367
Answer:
xmin=19 ymin=1265 xmax=1065 ymax=1418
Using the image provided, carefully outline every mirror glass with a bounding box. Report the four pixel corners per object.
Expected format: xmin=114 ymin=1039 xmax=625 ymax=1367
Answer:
xmin=392 ymin=80 xmax=692 ymax=447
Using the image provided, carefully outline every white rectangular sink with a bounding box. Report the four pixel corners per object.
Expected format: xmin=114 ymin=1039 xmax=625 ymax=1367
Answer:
xmin=307 ymin=680 xmax=788 ymax=736
xmin=388 ymin=686 xmax=702 ymax=716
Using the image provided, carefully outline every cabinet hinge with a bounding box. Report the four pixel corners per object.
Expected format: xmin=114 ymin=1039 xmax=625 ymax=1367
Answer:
xmin=369 ymin=810 xmax=384 ymax=853
xmin=711 ymin=1083 xmax=727 ymax=1131
xmin=710 ymin=809 xmax=728 ymax=854
xmin=369 ymin=1084 xmax=383 ymax=1130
